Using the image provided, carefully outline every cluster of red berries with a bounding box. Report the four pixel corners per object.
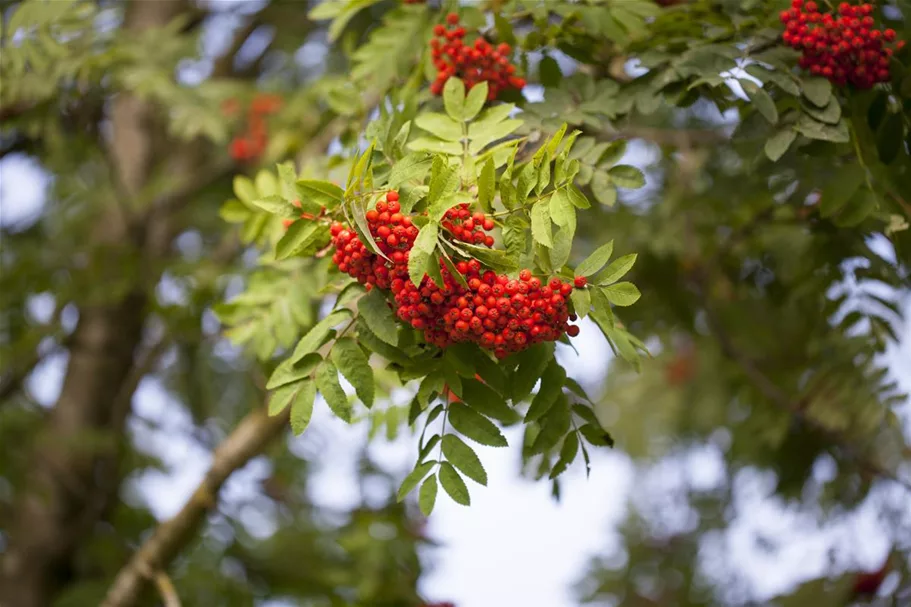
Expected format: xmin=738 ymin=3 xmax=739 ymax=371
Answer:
xmin=430 ymin=13 xmax=525 ymax=100
xmin=780 ymin=1 xmax=905 ymax=88
xmin=442 ymin=204 xmax=496 ymax=247
xmin=223 ymin=93 xmax=283 ymax=162
xmin=329 ymin=191 xmax=581 ymax=358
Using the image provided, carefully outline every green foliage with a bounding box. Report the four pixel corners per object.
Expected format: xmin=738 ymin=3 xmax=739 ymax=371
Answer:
xmin=4 ymin=0 xmax=911 ymax=603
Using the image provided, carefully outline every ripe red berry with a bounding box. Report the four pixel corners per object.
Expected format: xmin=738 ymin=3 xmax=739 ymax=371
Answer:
xmin=574 ymin=276 xmax=587 ymax=288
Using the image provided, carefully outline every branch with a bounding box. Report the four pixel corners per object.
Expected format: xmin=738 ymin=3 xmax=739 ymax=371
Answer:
xmin=147 ymin=568 xmax=182 ymax=607
xmin=101 ymin=406 xmax=289 ymax=607
xmin=697 ymin=282 xmax=911 ymax=494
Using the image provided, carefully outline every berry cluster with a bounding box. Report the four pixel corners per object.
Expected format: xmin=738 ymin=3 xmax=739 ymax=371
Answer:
xmin=442 ymin=204 xmax=496 ymax=247
xmin=223 ymin=93 xmax=283 ymax=162
xmin=780 ymin=1 xmax=905 ymax=88
xmin=329 ymin=191 xmax=581 ymax=358
xmin=430 ymin=13 xmax=525 ymax=100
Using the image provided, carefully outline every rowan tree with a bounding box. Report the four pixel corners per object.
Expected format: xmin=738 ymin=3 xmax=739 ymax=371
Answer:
xmin=1 ymin=0 xmax=910 ymax=606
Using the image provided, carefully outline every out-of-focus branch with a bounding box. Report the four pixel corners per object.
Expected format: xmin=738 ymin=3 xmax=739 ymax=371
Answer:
xmin=695 ymin=277 xmax=911 ymax=494
xmin=148 ymin=568 xmax=182 ymax=607
xmin=212 ymin=18 xmax=262 ymax=79
xmin=101 ymin=405 xmax=289 ymax=607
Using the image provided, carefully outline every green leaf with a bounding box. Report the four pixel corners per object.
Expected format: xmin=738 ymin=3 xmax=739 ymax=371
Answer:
xmin=288 ymin=309 xmax=354 ymax=363
xmin=415 ymin=112 xmax=464 ymax=142
xmin=765 ymin=128 xmax=797 ymax=162
xmin=530 ymin=201 xmax=553 ymax=248
xmin=801 ymin=77 xmax=832 ymax=108
xmin=448 ymin=403 xmax=508 ymax=447
xmin=439 ymin=462 xmax=471 ymax=505
xmin=579 ymin=423 xmax=614 ymax=447
xmin=801 ymin=97 xmax=841 ymax=125
xmin=877 ymin=113 xmax=903 ymax=164
xmin=607 ymin=165 xmax=645 ymax=189
xmin=417 ymin=372 xmax=445 ymax=408
xmin=428 ymin=156 xmax=459 ymax=203
xmin=570 ymin=287 xmax=591 ymax=319
xmin=295 ymin=179 xmax=344 ymax=208
xmin=419 ymin=475 xmax=438 ymax=516
xmin=536 ymin=154 xmax=552 ymax=196
xmin=233 ymin=175 xmax=257 ymax=203
xmin=429 ymin=193 xmax=471 ymax=221
xmin=525 ymin=360 xmax=566 ymax=422
xmin=819 ymin=165 xmax=865 ymax=218
xmin=833 ymin=187 xmax=877 ymax=227
xmin=568 ymin=184 xmax=593 ymax=209
xmin=602 ymin=282 xmax=641 ymax=306
xmin=530 ymin=396 xmax=571 ymax=455
xmin=511 ymin=343 xmax=555 ymax=403
xmin=463 ymin=81 xmax=488 ymax=121
xmin=276 ymin=221 xmax=320 ymax=260
xmin=540 ymin=55 xmax=563 ymax=88
xmin=267 ymin=352 xmax=322 ymax=390
xmin=331 ymin=337 xmax=375 ymax=406
xmin=597 ymin=253 xmax=636 ymax=285
xmin=316 ymin=360 xmax=351 ymax=423
xmin=459 ymin=377 xmax=516 ymax=423
xmin=575 ymin=241 xmax=614 ymax=277
xmin=219 ymin=200 xmax=251 ymax=223
xmin=419 ymin=434 xmax=442 ymax=462
xmin=408 ymin=137 xmax=464 ymax=155
xmin=251 ymin=195 xmax=299 ymax=217
xmin=357 ymin=288 xmax=398 ymax=346
xmin=389 ymin=152 xmax=433 ymax=189
xmin=268 ymin=378 xmax=307 ymax=417
xmin=549 ymin=188 xmax=575 ymax=229
xmin=742 ymin=80 xmax=778 ymax=124
xmin=289 ymin=379 xmax=317 ymax=435
xmin=478 ymin=158 xmax=495 ymax=213
xmin=443 ymin=77 xmax=466 ymax=121
xmin=397 ymin=461 xmax=436 ymax=501
xmin=468 ymin=118 xmax=523 ymax=154
xmin=442 ymin=435 xmax=488 ymax=485
xmin=550 ymin=226 xmax=573 ymax=270
xmin=351 ymin=197 xmax=390 ymax=261
xmin=796 ymin=114 xmax=849 ymax=143
xmin=408 ymin=223 xmax=439 ymax=287
xmin=549 ymin=432 xmax=579 ymax=479
xmin=572 ymin=403 xmax=600 ymax=426
xmin=458 ymin=243 xmax=519 ymax=273
xmin=867 ymin=93 xmax=888 ymax=131
xmin=347 ymin=142 xmax=375 ymax=191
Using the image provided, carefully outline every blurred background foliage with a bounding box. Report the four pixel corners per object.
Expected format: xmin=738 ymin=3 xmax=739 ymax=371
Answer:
xmin=1 ymin=0 xmax=910 ymax=606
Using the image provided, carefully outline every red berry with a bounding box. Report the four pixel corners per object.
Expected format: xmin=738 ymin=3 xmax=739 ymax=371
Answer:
xmin=574 ymin=276 xmax=587 ymax=288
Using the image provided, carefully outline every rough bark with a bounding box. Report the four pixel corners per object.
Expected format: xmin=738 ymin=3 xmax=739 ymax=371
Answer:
xmin=0 ymin=2 xmax=188 ymax=606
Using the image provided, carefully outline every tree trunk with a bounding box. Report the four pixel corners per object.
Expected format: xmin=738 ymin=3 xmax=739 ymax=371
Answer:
xmin=0 ymin=2 xmax=188 ymax=605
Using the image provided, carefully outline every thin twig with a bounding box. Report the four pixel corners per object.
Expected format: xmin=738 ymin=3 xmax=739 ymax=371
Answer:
xmin=141 ymin=565 xmax=182 ymax=607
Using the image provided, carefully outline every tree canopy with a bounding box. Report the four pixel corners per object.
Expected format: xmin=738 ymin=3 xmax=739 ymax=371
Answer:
xmin=1 ymin=0 xmax=910 ymax=606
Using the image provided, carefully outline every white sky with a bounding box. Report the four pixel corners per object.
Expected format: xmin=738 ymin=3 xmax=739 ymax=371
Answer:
xmin=3 ymin=151 xmax=910 ymax=605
